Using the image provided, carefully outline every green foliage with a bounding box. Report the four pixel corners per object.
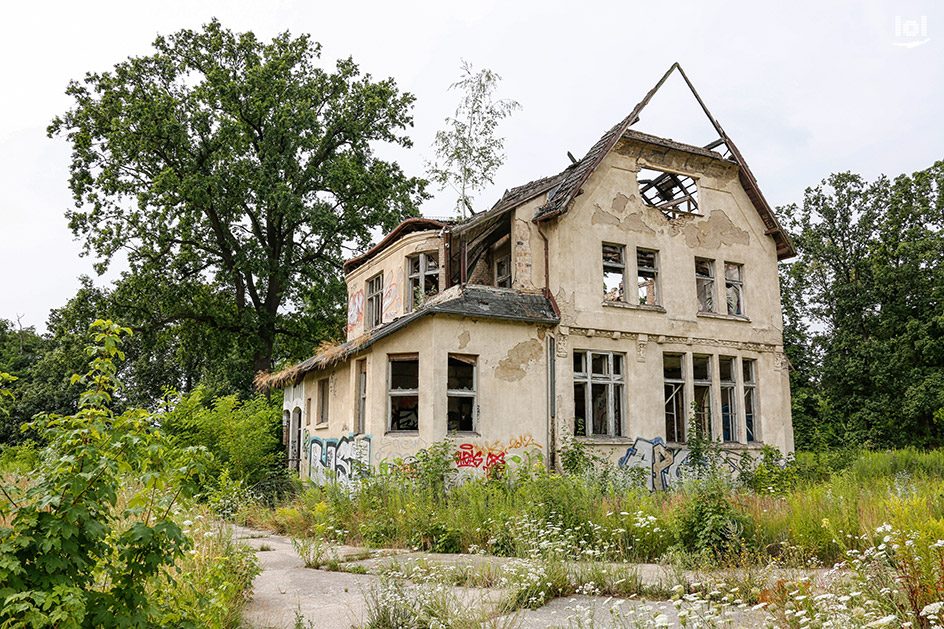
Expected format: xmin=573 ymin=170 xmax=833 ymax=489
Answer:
xmin=159 ymin=387 xmax=283 ymax=489
xmin=49 ymin=19 xmax=427 ymax=375
xmin=558 ymin=435 xmax=605 ymax=475
xmin=672 ymin=474 xmax=750 ymax=559
xmin=780 ymin=162 xmax=944 ymax=449
xmin=428 ymin=60 xmax=520 ymax=218
xmin=0 ymin=320 xmax=209 ymax=627
xmin=739 ymin=445 xmax=798 ymax=494
xmin=412 ymin=439 xmax=457 ymax=494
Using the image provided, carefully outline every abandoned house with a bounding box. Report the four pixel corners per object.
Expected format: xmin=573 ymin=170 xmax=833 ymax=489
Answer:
xmin=260 ymin=64 xmax=796 ymax=490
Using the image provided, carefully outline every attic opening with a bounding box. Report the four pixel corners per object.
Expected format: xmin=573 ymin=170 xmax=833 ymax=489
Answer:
xmin=637 ymin=167 xmax=699 ymax=217
xmin=449 ymin=212 xmax=513 ymax=288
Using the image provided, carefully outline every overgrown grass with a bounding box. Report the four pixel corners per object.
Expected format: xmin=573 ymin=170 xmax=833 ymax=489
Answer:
xmin=252 ymin=446 xmax=944 ymax=570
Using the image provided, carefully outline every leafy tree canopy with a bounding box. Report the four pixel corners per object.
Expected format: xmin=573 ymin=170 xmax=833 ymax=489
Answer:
xmin=49 ymin=20 xmax=427 ymax=376
xmin=780 ymin=162 xmax=944 ymax=449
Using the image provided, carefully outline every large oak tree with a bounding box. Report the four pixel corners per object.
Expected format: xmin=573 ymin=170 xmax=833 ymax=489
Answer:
xmin=50 ymin=20 xmax=426 ymax=376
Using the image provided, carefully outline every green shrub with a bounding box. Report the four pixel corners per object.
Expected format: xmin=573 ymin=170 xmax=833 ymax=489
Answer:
xmin=0 ymin=320 xmax=209 ymax=628
xmin=739 ymin=444 xmax=799 ymax=494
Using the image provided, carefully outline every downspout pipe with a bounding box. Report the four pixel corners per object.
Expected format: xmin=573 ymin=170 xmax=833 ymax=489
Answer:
xmin=536 ymin=218 xmax=559 ymax=472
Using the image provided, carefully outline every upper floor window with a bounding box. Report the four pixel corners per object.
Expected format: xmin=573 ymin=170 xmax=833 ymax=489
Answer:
xmin=636 ymin=248 xmax=659 ymax=306
xmin=495 ymin=254 xmax=511 ymax=288
xmin=447 ymin=354 xmax=477 ymax=432
xmin=407 ymin=252 xmax=439 ymax=311
xmin=366 ymin=273 xmax=383 ymax=329
xmin=637 ymin=167 xmax=699 ymax=216
xmin=695 ymin=258 xmax=714 ymax=313
xmin=573 ymin=350 xmax=624 ymax=437
xmin=725 ymin=262 xmax=744 ymax=316
xmin=602 ymin=244 xmax=626 ymax=302
xmin=388 ymin=354 xmax=419 ymax=432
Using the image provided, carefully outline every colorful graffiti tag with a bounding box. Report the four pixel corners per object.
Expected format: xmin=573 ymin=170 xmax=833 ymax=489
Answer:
xmin=346 ymin=289 xmax=364 ymax=334
xmin=454 ymin=434 xmax=543 ymax=477
xmin=309 ymin=435 xmax=371 ymax=483
xmin=617 ymin=436 xmax=750 ymax=491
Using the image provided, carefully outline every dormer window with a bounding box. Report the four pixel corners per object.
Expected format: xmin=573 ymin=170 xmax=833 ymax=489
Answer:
xmin=366 ymin=273 xmax=383 ymax=328
xmin=638 ymin=167 xmax=699 ymax=216
xmin=495 ymin=255 xmax=511 ymax=288
xmin=407 ymin=252 xmax=439 ymax=311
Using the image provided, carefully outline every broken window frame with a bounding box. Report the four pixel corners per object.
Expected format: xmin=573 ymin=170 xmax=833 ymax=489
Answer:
xmin=692 ymin=354 xmax=712 ymax=439
xmin=695 ymin=258 xmax=715 ymax=313
xmin=663 ymin=353 xmax=686 ymax=443
xmin=725 ymin=262 xmax=744 ymax=316
xmin=636 ymin=248 xmax=659 ymax=306
xmin=743 ymin=358 xmax=758 ymax=442
xmin=637 ymin=166 xmax=700 ymax=217
xmin=719 ymin=356 xmax=738 ymax=442
xmin=407 ymin=252 xmax=440 ymax=312
xmin=366 ymin=273 xmax=384 ymax=329
xmin=602 ymin=243 xmax=627 ymax=303
xmin=355 ymin=359 xmax=367 ymax=435
xmin=388 ymin=354 xmax=419 ymax=432
xmin=573 ymin=350 xmax=624 ymax=438
xmin=446 ymin=354 xmax=477 ymax=433
xmin=494 ymin=254 xmax=511 ymax=288
xmin=317 ymin=378 xmax=329 ymax=426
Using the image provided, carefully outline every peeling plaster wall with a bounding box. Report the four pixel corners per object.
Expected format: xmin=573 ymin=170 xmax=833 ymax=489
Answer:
xmin=344 ymin=231 xmax=445 ymax=340
xmin=545 ymin=136 xmax=793 ymax=456
xmin=290 ymin=315 xmax=552 ymax=483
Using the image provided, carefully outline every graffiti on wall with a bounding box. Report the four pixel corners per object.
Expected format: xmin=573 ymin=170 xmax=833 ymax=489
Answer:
xmin=382 ymin=267 xmax=404 ymax=322
xmin=617 ymin=436 xmax=749 ymax=491
xmin=309 ymin=434 xmax=371 ymax=483
xmin=346 ymin=289 xmax=364 ymax=334
xmin=454 ymin=434 xmax=543 ymax=476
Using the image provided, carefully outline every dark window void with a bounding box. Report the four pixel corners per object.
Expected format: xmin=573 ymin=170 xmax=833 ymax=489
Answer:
xmin=389 ymin=355 xmax=419 ymax=431
xmin=664 ymin=353 xmax=685 ymax=442
xmin=636 ymin=249 xmax=659 ymax=305
xmin=720 ymin=356 xmax=736 ymax=442
xmin=447 ymin=354 xmax=476 ymax=432
xmin=407 ymin=252 xmax=439 ymax=311
xmin=574 ymin=350 xmax=624 ymax=437
xmin=638 ymin=167 xmax=699 ymax=216
xmin=695 ymin=258 xmax=714 ymax=313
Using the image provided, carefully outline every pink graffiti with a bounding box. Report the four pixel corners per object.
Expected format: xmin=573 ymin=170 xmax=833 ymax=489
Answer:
xmin=346 ymin=289 xmax=364 ymax=333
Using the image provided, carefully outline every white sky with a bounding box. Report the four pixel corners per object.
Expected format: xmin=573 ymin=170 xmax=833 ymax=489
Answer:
xmin=1 ymin=0 xmax=940 ymax=332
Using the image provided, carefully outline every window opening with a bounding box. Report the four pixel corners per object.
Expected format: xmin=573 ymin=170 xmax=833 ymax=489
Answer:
xmin=637 ymin=167 xmax=699 ymax=216
xmin=495 ymin=254 xmax=511 ymax=288
xmin=692 ymin=355 xmax=711 ymax=438
xmin=725 ymin=263 xmax=743 ymax=316
xmin=573 ymin=350 xmax=624 ymax=437
xmin=719 ymin=356 xmax=737 ymax=442
xmin=366 ymin=273 xmax=383 ymax=328
xmin=743 ymin=358 xmax=757 ymax=442
xmin=602 ymin=244 xmax=626 ymax=302
xmin=407 ymin=252 xmax=439 ymax=311
xmin=695 ymin=258 xmax=715 ymax=313
xmin=388 ymin=355 xmax=419 ymax=431
xmin=636 ymin=248 xmax=659 ymax=306
xmin=447 ymin=354 xmax=477 ymax=432
xmin=317 ymin=378 xmax=329 ymax=425
xmin=356 ymin=359 xmax=367 ymax=434
xmin=663 ymin=353 xmax=686 ymax=442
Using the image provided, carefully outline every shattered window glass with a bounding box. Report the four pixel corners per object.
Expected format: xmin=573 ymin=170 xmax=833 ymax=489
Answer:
xmin=603 ymin=244 xmax=625 ymax=302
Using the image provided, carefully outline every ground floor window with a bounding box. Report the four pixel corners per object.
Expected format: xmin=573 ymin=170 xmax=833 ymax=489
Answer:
xmin=447 ymin=354 xmax=477 ymax=432
xmin=388 ymin=354 xmax=419 ymax=431
xmin=662 ymin=352 xmax=760 ymax=444
xmin=573 ymin=350 xmax=624 ymax=437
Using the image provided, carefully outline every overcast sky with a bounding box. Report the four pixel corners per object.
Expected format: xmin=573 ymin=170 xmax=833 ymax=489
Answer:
xmin=1 ymin=0 xmax=940 ymax=333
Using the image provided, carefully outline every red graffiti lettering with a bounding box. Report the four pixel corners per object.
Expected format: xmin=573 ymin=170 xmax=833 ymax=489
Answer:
xmin=455 ymin=443 xmax=483 ymax=468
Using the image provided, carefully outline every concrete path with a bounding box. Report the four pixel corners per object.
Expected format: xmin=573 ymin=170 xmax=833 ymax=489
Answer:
xmin=234 ymin=526 xmax=819 ymax=628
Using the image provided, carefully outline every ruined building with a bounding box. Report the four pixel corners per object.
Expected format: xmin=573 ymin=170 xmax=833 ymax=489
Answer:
xmin=261 ymin=64 xmax=796 ymax=490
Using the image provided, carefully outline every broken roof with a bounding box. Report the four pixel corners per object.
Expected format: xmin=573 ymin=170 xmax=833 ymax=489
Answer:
xmin=256 ymin=285 xmax=558 ymax=390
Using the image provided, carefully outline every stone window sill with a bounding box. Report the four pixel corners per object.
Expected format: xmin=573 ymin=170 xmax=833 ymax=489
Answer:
xmin=314 ymin=422 xmax=330 ymax=431
xmin=575 ymin=436 xmax=635 ymax=446
xmin=602 ymin=301 xmax=666 ymax=313
xmin=696 ymin=311 xmax=750 ymax=323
